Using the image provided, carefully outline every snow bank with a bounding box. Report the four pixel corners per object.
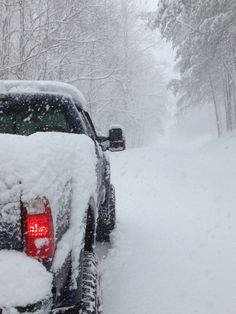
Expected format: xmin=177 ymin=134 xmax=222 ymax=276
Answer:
xmin=0 ymin=250 xmax=52 ymax=307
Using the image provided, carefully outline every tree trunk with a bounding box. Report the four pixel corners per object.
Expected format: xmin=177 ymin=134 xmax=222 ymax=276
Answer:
xmin=18 ymin=0 xmax=26 ymax=79
xmin=208 ymin=73 xmax=221 ymax=136
xmin=0 ymin=0 xmax=10 ymax=79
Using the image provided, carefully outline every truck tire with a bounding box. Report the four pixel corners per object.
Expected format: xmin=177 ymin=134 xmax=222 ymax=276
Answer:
xmin=79 ymin=252 xmax=102 ymax=314
xmin=107 ymin=184 xmax=116 ymax=232
xmin=96 ymin=184 xmax=116 ymax=242
xmin=62 ymin=252 xmax=102 ymax=314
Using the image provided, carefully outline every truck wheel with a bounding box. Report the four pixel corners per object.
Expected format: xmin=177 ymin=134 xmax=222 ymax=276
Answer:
xmin=96 ymin=184 xmax=116 ymax=242
xmin=79 ymin=252 xmax=102 ymax=314
xmin=107 ymin=184 xmax=116 ymax=231
xmin=62 ymin=252 xmax=102 ymax=314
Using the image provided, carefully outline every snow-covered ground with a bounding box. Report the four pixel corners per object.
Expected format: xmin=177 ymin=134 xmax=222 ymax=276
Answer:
xmin=101 ymin=133 xmax=236 ymax=314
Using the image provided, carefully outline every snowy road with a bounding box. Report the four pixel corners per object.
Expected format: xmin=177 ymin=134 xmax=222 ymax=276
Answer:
xmin=101 ymin=137 xmax=236 ymax=314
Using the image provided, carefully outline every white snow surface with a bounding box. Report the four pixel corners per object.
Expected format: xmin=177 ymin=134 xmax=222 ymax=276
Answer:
xmin=102 ymin=133 xmax=236 ymax=314
xmin=0 ymin=132 xmax=97 ymax=305
xmin=109 ymin=124 xmax=124 ymax=131
xmin=0 ymin=80 xmax=87 ymax=108
xmin=0 ymin=250 xmax=52 ymax=307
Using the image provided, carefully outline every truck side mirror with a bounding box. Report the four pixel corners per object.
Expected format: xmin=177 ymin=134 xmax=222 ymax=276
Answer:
xmin=109 ymin=127 xmax=126 ymax=152
xmin=97 ymin=135 xmax=110 ymax=151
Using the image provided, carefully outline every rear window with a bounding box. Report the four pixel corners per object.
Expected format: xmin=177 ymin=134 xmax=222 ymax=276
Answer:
xmin=0 ymin=97 xmax=72 ymax=136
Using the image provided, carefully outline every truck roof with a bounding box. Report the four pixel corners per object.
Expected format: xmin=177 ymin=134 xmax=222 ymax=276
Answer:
xmin=0 ymin=80 xmax=86 ymax=110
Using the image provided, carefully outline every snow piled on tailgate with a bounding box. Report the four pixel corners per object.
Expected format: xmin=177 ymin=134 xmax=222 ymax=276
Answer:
xmin=0 ymin=132 xmax=97 ymax=293
xmin=0 ymin=250 xmax=52 ymax=308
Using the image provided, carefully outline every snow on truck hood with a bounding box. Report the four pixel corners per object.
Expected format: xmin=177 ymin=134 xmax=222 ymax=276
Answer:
xmin=0 ymin=250 xmax=52 ymax=308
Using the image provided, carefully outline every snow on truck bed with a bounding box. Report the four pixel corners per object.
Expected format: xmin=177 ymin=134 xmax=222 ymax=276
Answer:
xmin=0 ymin=132 xmax=97 ymax=219
xmin=0 ymin=132 xmax=97 ymax=306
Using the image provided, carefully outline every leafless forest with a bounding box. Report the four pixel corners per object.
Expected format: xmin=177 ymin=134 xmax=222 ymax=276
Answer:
xmin=0 ymin=0 xmax=169 ymax=146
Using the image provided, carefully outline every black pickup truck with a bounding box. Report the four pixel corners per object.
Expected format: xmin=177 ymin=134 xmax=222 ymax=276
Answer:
xmin=0 ymin=80 xmax=125 ymax=314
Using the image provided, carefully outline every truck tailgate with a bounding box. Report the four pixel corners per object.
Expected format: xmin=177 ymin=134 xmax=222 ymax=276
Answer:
xmin=0 ymin=179 xmax=22 ymax=251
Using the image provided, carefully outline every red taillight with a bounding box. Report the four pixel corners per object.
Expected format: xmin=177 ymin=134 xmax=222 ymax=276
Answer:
xmin=22 ymin=197 xmax=55 ymax=262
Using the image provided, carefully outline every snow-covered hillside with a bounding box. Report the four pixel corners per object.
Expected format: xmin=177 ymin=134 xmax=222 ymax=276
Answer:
xmin=102 ymin=134 xmax=236 ymax=314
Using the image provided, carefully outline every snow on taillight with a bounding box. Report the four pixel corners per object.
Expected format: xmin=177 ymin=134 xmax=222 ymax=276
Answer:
xmin=22 ymin=197 xmax=55 ymax=262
